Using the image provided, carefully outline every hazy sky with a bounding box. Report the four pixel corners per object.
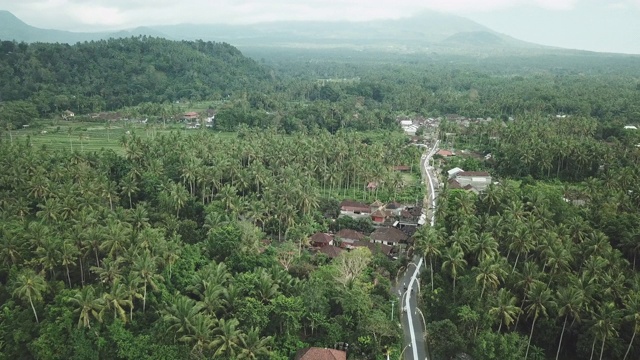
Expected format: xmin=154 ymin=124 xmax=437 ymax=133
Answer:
xmin=1 ymin=0 xmax=639 ymax=53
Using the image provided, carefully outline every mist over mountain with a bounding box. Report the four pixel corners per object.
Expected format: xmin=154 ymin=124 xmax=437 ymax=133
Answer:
xmin=0 ymin=9 xmax=554 ymax=55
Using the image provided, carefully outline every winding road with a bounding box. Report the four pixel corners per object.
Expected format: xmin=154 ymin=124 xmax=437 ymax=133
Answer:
xmin=393 ymin=140 xmax=439 ymax=360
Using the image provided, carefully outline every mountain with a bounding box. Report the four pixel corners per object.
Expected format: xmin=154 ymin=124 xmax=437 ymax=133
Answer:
xmin=0 ymin=9 xmax=545 ymax=54
xmin=151 ymin=12 xmax=545 ymax=52
xmin=0 ymin=10 xmax=169 ymax=43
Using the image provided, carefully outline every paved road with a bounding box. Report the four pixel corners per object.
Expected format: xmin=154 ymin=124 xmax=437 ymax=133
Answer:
xmin=393 ymin=140 xmax=439 ymax=360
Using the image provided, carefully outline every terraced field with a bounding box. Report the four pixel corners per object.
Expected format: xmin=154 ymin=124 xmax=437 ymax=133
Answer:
xmin=3 ymin=121 xmax=212 ymax=153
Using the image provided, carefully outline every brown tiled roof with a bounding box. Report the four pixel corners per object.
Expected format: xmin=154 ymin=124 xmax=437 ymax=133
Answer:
xmin=310 ymin=233 xmax=333 ymax=244
xmin=457 ymin=171 xmax=490 ymax=177
xmin=437 ymin=150 xmax=453 ymax=156
xmin=352 ymin=241 xmax=393 ymax=256
xmin=370 ymin=227 xmax=408 ymax=243
xmin=448 ymin=178 xmax=463 ymax=189
xmin=371 ymin=210 xmax=386 ymax=218
xmin=386 ymin=202 xmax=402 ymax=210
xmin=294 ymin=347 xmax=347 ymax=360
xmin=336 ymin=229 xmax=365 ymax=241
xmin=393 ymin=165 xmax=411 ymax=171
xmin=340 ymin=200 xmax=369 ymax=209
xmin=463 ymin=184 xmax=474 ymax=190
xmin=371 ymin=200 xmax=384 ymax=208
xmin=319 ymin=245 xmax=343 ymax=258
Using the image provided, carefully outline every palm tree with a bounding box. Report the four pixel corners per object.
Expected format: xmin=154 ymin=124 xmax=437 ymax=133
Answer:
xmin=179 ymin=313 xmax=215 ymax=356
xmin=414 ymin=226 xmax=443 ymax=292
xmin=91 ymin=257 xmax=124 ymax=286
xmin=489 ymin=288 xmax=521 ymax=332
xmin=211 ymin=318 xmax=244 ymax=358
xmin=524 ymin=282 xmax=556 ymax=360
xmin=623 ymin=292 xmax=640 ymax=360
xmin=102 ymin=279 xmax=132 ymax=323
xmin=12 ymin=269 xmax=47 ymax=323
xmin=590 ymin=302 xmax=622 ymax=360
xmin=474 ymin=259 xmax=505 ymax=300
xmin=472 ymin=232 xmax=499 ymax=264
xmin=161 ymin=294 xmax=204 ymax=339
xmin=555 ymin=286 xmax=584 ymax=360
xmin=237 ymin=327 xmax=273 ymax=359
xmin=120 ymin=173 xmax=138 ymax=209
xmin=131 ymin=252 xmax=163 ymax=312
xmin=67 ymin=285 xmax=104 ymax=328
xmin=61 ymin=239 xmax=79 ymax=287
xmin=441 ymin=246 xmax=467 ymax=302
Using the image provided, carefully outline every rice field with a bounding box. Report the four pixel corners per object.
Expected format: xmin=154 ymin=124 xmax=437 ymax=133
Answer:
xmin=3 ymin=120 xmax=232 ymax=153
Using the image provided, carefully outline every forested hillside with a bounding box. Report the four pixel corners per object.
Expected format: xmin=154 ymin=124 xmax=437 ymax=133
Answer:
xmin=0 ymin=37 xmax=269 ymax=120
xmin=0 ymin=129 xmax=419 ymax=359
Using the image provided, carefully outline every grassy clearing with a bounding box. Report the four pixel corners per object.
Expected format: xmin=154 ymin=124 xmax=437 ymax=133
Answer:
xmin=3 ymin=120 xmax=235 ymax=153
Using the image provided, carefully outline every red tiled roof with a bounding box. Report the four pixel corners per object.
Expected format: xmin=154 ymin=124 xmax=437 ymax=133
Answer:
xmin=457 ymin=171 xmax=490 ymax=177
xmin=437 ymin=150 xmax=454 ymax=156
xmin=184 ymin=111 xmax=198 ymax=116
xmin=294 ymin=347 xmax=347 ymax=360
xmin=370 ymin=227 xmax=408 ymax=243
xmin=336 ymin=229 xmax=365 ymax=241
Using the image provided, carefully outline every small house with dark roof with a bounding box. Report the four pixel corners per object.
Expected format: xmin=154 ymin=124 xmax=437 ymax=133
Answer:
xmin=294 ymin=347 xmax=347 ymax=360
xmin=339 ymin=200 xmax=370 ymax=215
xmin=335 ymin=229 xmax=366 ymax=245
xmin=319 ymin=245 xmax=343 ymax=259
xmin=310 ymin=233 xmax=334 ymax=247
xmin=370 ymin=227 xmax=408 ymax=246
xmin=393 ymin=165 xmax=411 ymax=172
xmin=352 ymin=240 xmax=393 ymax=257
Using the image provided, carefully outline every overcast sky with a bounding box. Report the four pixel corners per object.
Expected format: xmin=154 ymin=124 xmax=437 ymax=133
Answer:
xmin=1 ymin=0 xmax=639 ymax=53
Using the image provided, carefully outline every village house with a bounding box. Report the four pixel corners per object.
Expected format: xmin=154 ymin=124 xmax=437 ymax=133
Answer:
xmin=351 ymin=240 xmax=393 ymax=257
xmin=335 ymin=229 xmax=366 ymax=246
xmin=447 ymin=167 xmax=465 ymax=179
xmin=183 ymin=111 xmax=199 ymax=121
xmin=339 ymin=200 xmax=370 ymax=215
xmin=295 ymin=347 xmax=347 ymax=360
xmin=310 ymin=233 xmax=334 ymax=247
xmin=455 ymin=171 xmax=492 ymax=192
xmin=437 ymin=149 xmax=454 ymax=157
xmin=385 ymin=202 xmax=405 ymax=216
xmin=369 ymin=200 xmax=384 ymax=213
xmin=370 ymin=209 xmax=389 ymax=224
xmin=318 ymin=245 xmax=343 ymax=259
xmin=393 ymin=165 xmax=411 ymax=172
xmin=370 ymin=227 xmax=408 ymax=246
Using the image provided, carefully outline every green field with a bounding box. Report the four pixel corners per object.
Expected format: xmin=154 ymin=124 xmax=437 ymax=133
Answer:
xmin=2 ymin=120 xmax=232 ymax=153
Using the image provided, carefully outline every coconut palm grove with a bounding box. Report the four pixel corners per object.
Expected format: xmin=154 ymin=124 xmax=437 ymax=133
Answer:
xmin=0 ymin=36 xmax=640 ymax=360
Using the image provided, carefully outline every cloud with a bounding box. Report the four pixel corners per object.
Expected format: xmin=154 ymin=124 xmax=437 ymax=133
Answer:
xmin=0 ymin=0 xmax=637 ymax=30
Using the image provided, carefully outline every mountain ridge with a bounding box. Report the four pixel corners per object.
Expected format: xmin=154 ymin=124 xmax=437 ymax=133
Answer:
xmin=0 ymin=9 xmax=602 ymax=55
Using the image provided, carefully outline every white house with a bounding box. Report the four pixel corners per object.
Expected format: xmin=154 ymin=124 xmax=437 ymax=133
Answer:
xmin=624 ymin=125 xmax=637 ymax=130
xmin=455 ymin=171 xmax=492 ymax=192
xmin=447 ymin=167 xmax=465 ymax=179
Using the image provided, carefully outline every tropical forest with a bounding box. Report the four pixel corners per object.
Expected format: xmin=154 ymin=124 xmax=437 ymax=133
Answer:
xmin=0 ymin=30 xmax=639 ymax=360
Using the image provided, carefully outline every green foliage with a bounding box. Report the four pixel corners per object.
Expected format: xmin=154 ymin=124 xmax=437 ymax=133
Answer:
xmin=472 ymin=331 xmax=528 ymax=360
xmin=425 ymin=319 xmax=466 ymax=360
